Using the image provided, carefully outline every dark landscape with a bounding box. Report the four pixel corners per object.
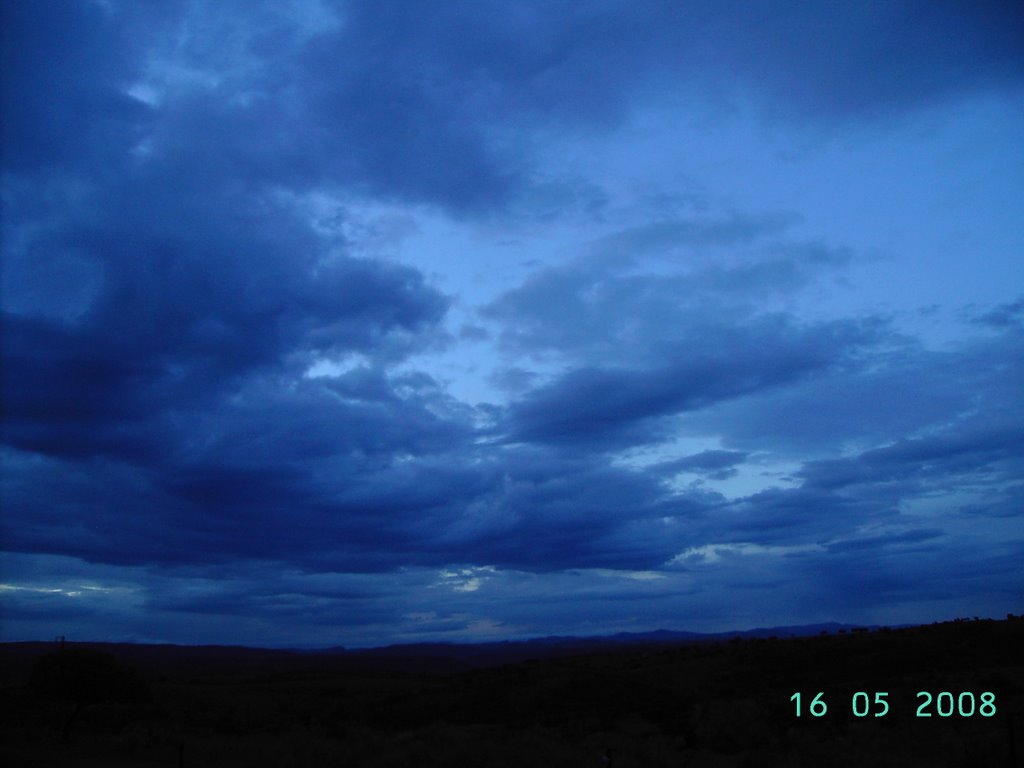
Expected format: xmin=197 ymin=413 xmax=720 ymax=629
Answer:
xmin=2 ymin=616 xmax=1022 ymax=767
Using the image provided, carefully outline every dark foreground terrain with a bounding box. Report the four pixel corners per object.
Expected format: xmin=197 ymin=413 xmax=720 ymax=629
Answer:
xmin=1 ymin=617 xmax=1022 ymax=767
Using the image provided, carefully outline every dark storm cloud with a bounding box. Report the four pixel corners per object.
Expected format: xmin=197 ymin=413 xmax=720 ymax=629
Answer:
xmin=484 ymin=233 xmax=854 ymax=364
xmin=650 ymin=450 xmax=748 ymax=481
xmin=0 ymin=0 xmax=485 ymax=576
xmin=425 ymin=447 xmax=714 ymax=571
xmin=785 ymin=536 xmax=1024 ymax=617
xmin=0 ymin=0 xmax=151 ymax=174
xmin=1 ymin=190 xmax=449 ymax=465
xmin=3 ymin=399 xmax=699 ymax=573
xmin=824 ymin=528 xmax=944 ymax=554
xmin=10 ymin=0 xmax=1017 ymax=210
xmin=1 ymin=365 xmax=481 ymax=571
xmin=972 ymin=296 xmax=1024 ymax=329
xmin=323 ymin=0 xmax=1024 ymax=144
xmin=703 ymin=0 xmax=1024 ymax=119
xmin=648 ymin=327 xmax=1024 ymax=565
xmin=692 ymin=415 xmax=1024 ymax=552
xmin=715 ymin=486 xmax=894 ymax=547
xmin=146 ymin=581 xmax=393 ymax=627
xmin=502 ymin=316 xmax=880 ymax=448
xmin=682 ymin=324 xmax=1024 ymax=456
xmin=798 ymin=424 xmax=1024 ymax=493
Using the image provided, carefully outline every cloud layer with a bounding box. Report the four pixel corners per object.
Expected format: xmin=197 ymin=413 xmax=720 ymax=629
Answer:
xmin=2 ymin=0 xmax=1022 ymax=646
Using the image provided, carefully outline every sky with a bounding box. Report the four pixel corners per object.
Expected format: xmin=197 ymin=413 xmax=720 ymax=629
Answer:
xmin=1 ymin=0 xmax=1022 ymax=649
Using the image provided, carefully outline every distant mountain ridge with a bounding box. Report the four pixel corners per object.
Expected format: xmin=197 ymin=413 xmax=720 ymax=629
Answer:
xmin=316 ymin=620 xmax=882 ymax=654
xmin=0 ymin=621 xmax=893 ymax=681
xmin=323 ymin=621 xmax=890 ymax=667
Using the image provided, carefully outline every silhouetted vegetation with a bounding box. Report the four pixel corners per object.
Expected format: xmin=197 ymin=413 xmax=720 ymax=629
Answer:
xmin=1 ymin=617 xmax=1021 ymax=766
xmin=28 ymin=647 xmax=151 ymax=745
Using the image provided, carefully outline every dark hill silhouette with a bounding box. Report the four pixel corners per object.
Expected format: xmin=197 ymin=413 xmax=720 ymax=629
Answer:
xmin=0 ymin=620 xmax=885 ymax=684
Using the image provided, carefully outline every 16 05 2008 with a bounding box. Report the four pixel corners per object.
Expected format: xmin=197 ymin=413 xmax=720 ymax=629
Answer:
xmin=789 ymin=691 xmax=997 ymax=718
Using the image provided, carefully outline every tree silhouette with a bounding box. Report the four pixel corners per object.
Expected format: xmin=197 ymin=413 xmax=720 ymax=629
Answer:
xmin=30 ymin=647 xmax=150 ymax=743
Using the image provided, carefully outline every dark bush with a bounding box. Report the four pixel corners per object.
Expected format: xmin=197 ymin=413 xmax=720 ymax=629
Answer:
xmin=30 ymin=647 xmax=151 ymax=742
